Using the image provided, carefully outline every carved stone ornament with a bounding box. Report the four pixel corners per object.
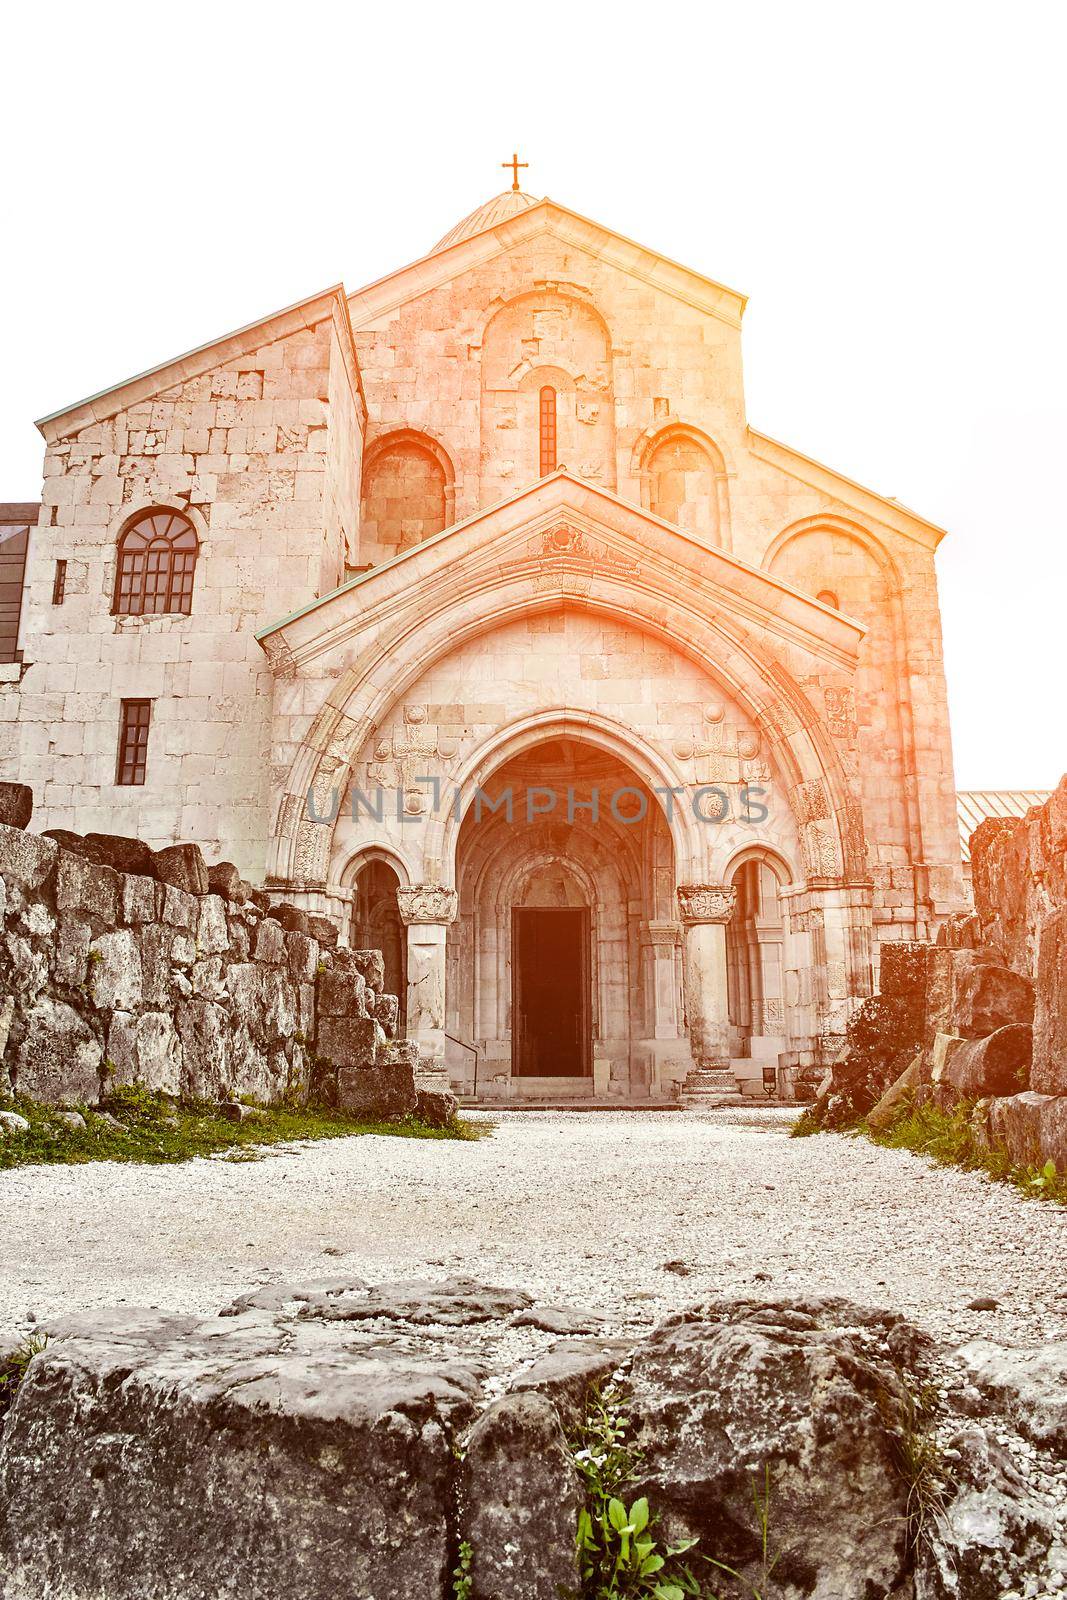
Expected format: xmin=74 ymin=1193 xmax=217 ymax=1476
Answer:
xmin=396 ymin=885 xmax=459 ymax=926
xmin=676 ymin=883 xmax=738 ymax=925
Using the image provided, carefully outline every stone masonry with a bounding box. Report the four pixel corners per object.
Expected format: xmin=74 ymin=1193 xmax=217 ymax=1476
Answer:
xmin=0 ymin=785 xmax=414 ymax=1116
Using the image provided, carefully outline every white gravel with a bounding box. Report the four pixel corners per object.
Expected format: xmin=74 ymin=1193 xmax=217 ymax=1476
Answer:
xmin=2 ymin=1107 xmax=1065 ymax=1349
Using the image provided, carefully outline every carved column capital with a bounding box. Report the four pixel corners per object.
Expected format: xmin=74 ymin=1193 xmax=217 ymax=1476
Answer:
xmin=396 ymin=885 xmax=458 ymax=926
xmin=676 ymin=883 xmax=737 ymax=925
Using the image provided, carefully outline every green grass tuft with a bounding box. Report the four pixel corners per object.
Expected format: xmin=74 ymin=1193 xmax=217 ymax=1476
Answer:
xmin=866 ymin=1099 xmax=1067 ymax=1204
xmin=0 ymin=1088 xmax=481 ymax=1171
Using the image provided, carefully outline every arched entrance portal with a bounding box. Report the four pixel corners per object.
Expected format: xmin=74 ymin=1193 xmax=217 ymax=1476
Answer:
xmin=448 ymin=736 xmax=686 ymax=1099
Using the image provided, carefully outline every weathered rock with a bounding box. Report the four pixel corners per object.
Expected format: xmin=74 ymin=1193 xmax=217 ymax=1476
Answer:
xmin=175 ymin=999 xmax=231 ymax=1100
xmin=317 ymin=968 xmax=367 ymax=1018
xmin=0 ymin=1308 xmax=482 ymax=1600
xmin=934 ymin=909 xmax=982 ymax=949
xmin=511 ymin=1305 xmax=607 ymax=1335
xmin=318 ymin=1014 xmax=383 ymax=1068
xmin=52 ymin=1109 xmax=86 ymax=1130
xmin=0 ymin=822 xmax=57 ymax=890
xmin=508 ymin=1337 xmax=633 ymax=1428
xmin=0 ymin=781 xmax=32 ymax=829
xmin=196 ymin=894 xmax=230 ymax=956
xmin=83 ymin=832 xmax=156 ymax=877
xmin=218 ymin=1100 xmax=266 ymax=1123
xmin=914 ymin=1422 xmax=1057 ymax=1600
xmin=253 ymin=915 xmax=286 ymax=965
xmin=628 ymin=1297 xmax=914 ymax=1598
xmin=107 ymin=1010 xmax=182 ymax=1094
xmin=54 ymin=849 xmax=120 ymax=924
xmin=415 ymin=1086 xmax=459 ymax=1127
xmin=350 ymin=947 xmax=386 ymax=991
xmin=953 ymin=961 xmax=1035 ymax=1039
xmin=88 ymin=928 xmax=143 ymax=1011
xmin=369 ymin=989 xmax=399 ymax=1036
xmin=866 ymin=1051 xmax=922 ymax=1132
xmin=268 ymin=902 xmax=313 ymax=937
xmin=119 ymin=871 xmax=157 ymax=925
xmin=938 ymin=1024 xmax=1032 ymax=1099
xmin=306 ymin=913 xmax=339 ymax=950
xmin=294 ymin=1276 xmax=534 ymax=1326
xmin=956 ymin=1338 xmax=1067 ymax=1451
xmin=337 ymin=1063 xmax=417 ymax=1120
xmin=0 ymin=1109 xmax=30 ymax=1135
xmin=1033 ymin=906 xmax=1067 ymax=1094
xmin=460 ymin=1391 xmax=582 ymax=1600
xmin=207 ymin=860 xmax=246 ymax=902
xmin=13 ymin=997 xmax=101 ymax=1104
xmin=152 ymin=842 xmax=209 ymax=896
xmin=987 ymin=1091 xmax=1060 ymax=1168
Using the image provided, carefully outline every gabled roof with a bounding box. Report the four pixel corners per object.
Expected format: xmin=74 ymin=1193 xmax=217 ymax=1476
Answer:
xmin=257 ymin=467 xmax=865 ymax=674
xmin=347 ymin=196 xmax=748 ymax=331
xmin=748 ymin=429 xmax=948 ymax=549
xmin=36 ymin=285 xmax=364 ymax=444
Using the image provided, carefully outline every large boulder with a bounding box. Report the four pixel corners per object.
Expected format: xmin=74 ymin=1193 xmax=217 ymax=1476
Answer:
xmin=13 ymin=996 xmax=101 ymax=1104
xmin=0 ymin=781 xmax=32 ymax=829
xmin=338 ymin=1062 xmax=417 ymax=1122
xmin=956 ymin=1339 xmax=1067 ymax=1453
xmin=628 ymin=1297 xmax=918 ymax=1599
xmin=0 ymin=823 xmax=57 ymax=891
xmin=0 ymin=1306 xmax=482 ymax=1600
xmin=987 ymin=1091 xmax=1067 ymax=1168
xmin=152 ymin=842 xmax=209 ymax=897
xmin=937 ymin=1024 xmax=1032 ymax=1099
xmin=953 ymin=962 xmax=1035 ymax=1038
xmin=914 ymin=1422 xmax=1058 ymax=1600
xmin=1033 ymin=907 xmax=1067 ymax=1095
xmin=460 ymin=1392 xmax=582 ymax=1600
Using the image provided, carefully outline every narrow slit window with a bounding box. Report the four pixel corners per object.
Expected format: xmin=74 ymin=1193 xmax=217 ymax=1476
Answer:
xmin=539 ymin=386 xmax=557 ymax=476
xmin=51 ymin=560 xmax=67 ymax=605
xmin=116 ymin=699 xmax=151 ymax=786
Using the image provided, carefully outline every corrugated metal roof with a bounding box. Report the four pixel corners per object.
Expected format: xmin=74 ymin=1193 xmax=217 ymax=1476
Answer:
xmin=956 ymin=790 xmax=1051 ymax=861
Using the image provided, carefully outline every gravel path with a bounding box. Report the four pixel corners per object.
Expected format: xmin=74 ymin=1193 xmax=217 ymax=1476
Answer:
xmin=3 ymin=1108 xmax=1065 ymax=1349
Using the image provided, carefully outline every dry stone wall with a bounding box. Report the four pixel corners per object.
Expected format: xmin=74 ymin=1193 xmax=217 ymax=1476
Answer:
xmin=0 ymin=788 xmax=413 ymax=1116
xmin=812 ymin=778 xmax=1067 ymax=1169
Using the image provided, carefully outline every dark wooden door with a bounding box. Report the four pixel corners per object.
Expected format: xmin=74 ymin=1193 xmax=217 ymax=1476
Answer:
xmin=512 ymin=907 xmax=591 ymax=1076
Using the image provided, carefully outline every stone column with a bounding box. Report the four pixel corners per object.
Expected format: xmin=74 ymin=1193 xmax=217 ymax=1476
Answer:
xmin=677 ymin=884 xmax=737 ymax=1083
xmin=396 ymin=885 xmax=458 ymax=1090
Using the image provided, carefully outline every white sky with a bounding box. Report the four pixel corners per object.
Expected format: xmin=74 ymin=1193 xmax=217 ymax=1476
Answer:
xmin=3 ymin=1 xmax=1063 ymax=789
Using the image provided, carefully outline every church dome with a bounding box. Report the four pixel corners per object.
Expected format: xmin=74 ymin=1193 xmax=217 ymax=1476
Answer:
xmin=431 ymin=188 xmax=540 ymax=253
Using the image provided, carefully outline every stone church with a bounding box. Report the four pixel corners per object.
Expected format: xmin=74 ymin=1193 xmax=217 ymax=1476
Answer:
xmin=0 ymin=174 xmax=966 ymax=1102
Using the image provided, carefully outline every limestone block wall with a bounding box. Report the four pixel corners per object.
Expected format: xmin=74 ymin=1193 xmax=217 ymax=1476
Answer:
xmin=0 ymin=295 xmax=364 ymax=879
xmin=348 ymin=229 xmax=963 ymax=937
xmin=0 ymin=821 xmax=401 ymax=1109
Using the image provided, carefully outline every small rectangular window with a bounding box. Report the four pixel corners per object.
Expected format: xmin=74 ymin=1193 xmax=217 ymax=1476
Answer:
xmin=116 ymin=699 xmax=151 ymax=786
xmin=51 ymin=560 xmax=67 ymax=605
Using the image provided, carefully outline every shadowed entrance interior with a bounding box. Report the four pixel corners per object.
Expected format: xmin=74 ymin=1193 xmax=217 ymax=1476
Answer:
xmin=512 ymin=906 xmax=590 ymax=1076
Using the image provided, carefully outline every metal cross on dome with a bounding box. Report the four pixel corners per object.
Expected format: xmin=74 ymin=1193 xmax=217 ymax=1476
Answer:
xmin=501 ymin=152 xmax=528 ymax=191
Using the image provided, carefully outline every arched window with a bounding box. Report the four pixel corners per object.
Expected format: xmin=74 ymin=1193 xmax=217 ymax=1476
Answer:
xmin=113 ymin=509 xmax=198 ymax=616
xmin=539 ymin=386 xmax=557 ymax=476
xmin=816 ymin=589 xmax=840 ymax=610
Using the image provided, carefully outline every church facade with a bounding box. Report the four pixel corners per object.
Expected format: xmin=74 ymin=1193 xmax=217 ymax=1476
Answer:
xmin=0 ymin=184 xmax=966 ymax=1101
